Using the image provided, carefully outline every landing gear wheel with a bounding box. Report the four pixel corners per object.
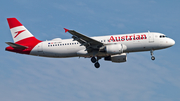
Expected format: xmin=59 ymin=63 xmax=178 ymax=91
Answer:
xmin=94 ymin=62 xmax=100 ymax=68
xmin=151 ymin=56 xmax=155 ymax=60
xmin=150 ymin=50 xmax=155 ymax=61
xmin=91 ymin=57 xmax=97 ymax=63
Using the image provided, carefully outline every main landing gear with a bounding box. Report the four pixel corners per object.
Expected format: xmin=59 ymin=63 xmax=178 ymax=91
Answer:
xmin=91 ymin=57 xmax=101 ymax=68
xmin=150 ymin=50 xmax=155 ymax=60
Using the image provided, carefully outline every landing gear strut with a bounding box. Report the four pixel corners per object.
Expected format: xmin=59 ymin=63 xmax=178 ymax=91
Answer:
xmin=150 ymin=50 xmax=155 ymax=60
xmin=91 ymin=57 xmax=101 ymax=68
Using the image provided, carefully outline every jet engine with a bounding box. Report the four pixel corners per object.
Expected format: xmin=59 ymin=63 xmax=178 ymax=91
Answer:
xmin=99 ymin=43 xmax=127 ymax=54
xmin=104 ymin=53 xmax=127 ymax=63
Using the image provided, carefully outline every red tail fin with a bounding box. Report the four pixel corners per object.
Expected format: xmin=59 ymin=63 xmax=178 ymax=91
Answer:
xmin=6 ymin=18 xmax=42 ymax=54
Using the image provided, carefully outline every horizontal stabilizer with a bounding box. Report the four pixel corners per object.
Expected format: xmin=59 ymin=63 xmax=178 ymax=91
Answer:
xmin=5 ymin=42 xmax=28 ymax=49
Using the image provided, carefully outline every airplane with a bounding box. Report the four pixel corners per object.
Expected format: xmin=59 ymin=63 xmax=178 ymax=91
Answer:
xmin=5 ymin=18 xmax=175 ymax=68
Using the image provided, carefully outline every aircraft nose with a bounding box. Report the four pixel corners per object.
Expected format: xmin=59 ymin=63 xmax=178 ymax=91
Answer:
xmin=169 ymin=39 xmax=175 ymax=46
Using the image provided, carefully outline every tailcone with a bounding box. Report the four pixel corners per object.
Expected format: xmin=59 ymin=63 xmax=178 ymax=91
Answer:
xmin=5 ymin=37 xmax=42 ymax=54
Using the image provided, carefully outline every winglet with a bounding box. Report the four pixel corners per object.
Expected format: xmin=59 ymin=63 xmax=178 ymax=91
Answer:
xmin=64 ymin=28 xmax=69 ymax=33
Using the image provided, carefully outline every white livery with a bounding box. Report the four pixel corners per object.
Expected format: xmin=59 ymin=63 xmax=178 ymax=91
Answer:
xmin=6 ymin=18 xmax=175 ymax=68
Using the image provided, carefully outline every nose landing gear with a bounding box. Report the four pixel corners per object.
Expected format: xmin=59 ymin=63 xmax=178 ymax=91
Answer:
xmin=151 ymin=56 xmax=155 ymax=60
xmin=91 ymin=57 xmax=101 ymax=68
xmin=150 ymin=50 xmax=155 ymax=60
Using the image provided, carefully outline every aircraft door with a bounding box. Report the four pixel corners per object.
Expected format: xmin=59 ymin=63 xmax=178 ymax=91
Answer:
xmin=148 ymin=32 xmax=154 ymax=43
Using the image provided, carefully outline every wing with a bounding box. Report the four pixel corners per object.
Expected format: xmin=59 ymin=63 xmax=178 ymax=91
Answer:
xmin=64 ymin=28 xmax=104 ymax=51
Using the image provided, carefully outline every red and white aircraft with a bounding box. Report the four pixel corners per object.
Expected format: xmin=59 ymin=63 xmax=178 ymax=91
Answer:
xmin=5 ymin=18 xmax=175 ymax=68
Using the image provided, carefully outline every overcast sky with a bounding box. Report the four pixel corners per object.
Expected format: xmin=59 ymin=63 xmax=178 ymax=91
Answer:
xmin=0 ymin=0 xmax=180 ymax=101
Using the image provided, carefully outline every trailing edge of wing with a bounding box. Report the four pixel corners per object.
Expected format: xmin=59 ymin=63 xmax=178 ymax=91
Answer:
xmin=5 ymin=42 xmax=28 ymax=49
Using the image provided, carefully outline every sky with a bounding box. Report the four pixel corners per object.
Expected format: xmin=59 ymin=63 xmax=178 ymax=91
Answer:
xmin=0 ymin=0 xmax=180 ymax=101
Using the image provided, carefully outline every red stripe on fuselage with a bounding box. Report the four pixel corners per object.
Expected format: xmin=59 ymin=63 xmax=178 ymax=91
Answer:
xmin=6 ymin=37 xmax=42 ymax=54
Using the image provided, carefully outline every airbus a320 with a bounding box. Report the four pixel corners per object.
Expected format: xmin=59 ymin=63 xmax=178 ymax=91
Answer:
xmin=5 ymin=18 xmax=175 ymax=68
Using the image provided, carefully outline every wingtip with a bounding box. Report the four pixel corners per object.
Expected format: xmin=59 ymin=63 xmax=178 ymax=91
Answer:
xmin=64 ymin=28 xmax=69 ymax=33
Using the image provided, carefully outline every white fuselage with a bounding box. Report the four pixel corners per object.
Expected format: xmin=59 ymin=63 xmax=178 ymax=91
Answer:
xmin=6 ymin=18 xmax=175 ymax=68
xmin=30 ymin=32 xmax=175 ymax=58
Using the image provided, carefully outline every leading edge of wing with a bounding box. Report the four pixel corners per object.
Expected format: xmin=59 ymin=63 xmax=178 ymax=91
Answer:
xmin=64 ymin=28 xmax=103 ymax=46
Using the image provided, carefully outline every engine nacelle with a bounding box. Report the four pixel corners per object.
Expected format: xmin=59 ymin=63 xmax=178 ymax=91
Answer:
xmin=103 ymin=44 xmax=126 ymax=54
xmin=104 ymin=53 xmax=127 ymax=63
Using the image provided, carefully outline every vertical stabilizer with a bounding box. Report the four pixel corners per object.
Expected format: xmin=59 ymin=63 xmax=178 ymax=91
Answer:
xmin=7 ymin=18 xmax=35 ymax=43
xmin=6 ymin=18 xmax=42 ymax=54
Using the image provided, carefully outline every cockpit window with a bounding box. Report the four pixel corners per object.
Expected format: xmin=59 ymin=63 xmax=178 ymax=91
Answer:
xmin=160 ymin=35 xmax=167 ymax=38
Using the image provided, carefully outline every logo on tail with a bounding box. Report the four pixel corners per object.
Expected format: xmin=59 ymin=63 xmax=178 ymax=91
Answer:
xmin=6 ymin=17 xmax=42 ymax=54
xmin=14 ymin=30 xmax=25 ymax=38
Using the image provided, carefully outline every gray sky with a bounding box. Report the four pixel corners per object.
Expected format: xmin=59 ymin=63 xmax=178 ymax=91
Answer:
xmin=0 ymin=0 xmax=180 ymax=101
